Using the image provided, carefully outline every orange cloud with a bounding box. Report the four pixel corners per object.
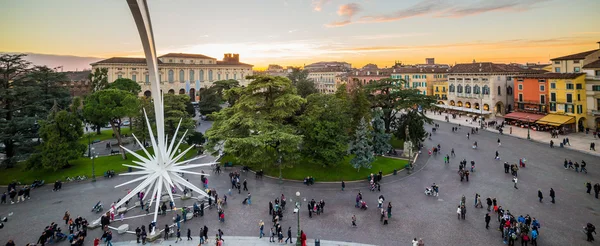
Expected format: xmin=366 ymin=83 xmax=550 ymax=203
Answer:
xmin=326 ymin=3 xmax=362 ymax=27
xmin=312 ymin=0 xmax=332 ymax=11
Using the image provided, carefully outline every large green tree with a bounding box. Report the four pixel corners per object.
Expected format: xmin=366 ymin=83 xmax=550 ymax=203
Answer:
xmin=83 ymin=89 xmax=139 ymax=159
xmin=206 ymin=75 xmax=305 ymax=177
xmin=349 ymin=84 xmax=371 ymax=133
xmin=31 ymin=108 xmax=86 ymax=170
xmin=298 ymin=94 xmax=349 ymax=166
xmin=372 ymin=108 xmax=392 ymax=155
xmin=0 ymin=54 xmax=70 ymax=168
xmin=349 ymin=117 xmax=374 ymax=172
xmin=131 ymin=96 xmax=154 ymax=146
xmin=366 ymin=78 xmax=435 ymax=132
xmin=287 ymin=67 xmax=317 ymax=98
xmin=392 ymin=109 xmax=431 ymax=150
xmin=197 ymin=87 xmax=222 ymax=115
xmin=212 ymin=79 xmax=240 ymax=100
xmin=163 ymin=94 xmax=195 ymax=139
xmin=108 ymin=78 xmax=141 ymax=95
xmin=89 ymin=67 xmax=109 ymax=93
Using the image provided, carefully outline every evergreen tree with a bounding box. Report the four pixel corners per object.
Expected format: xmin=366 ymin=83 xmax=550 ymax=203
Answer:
xmin=372 ymin=108 xmax=392 ymax=155
xmin=197 ymin=87 xmax=222 ymax=115
xmin=350 ymin=117 xmax=374 ymax=171
xmin=393 ymin=109 xmax=431 ymax=150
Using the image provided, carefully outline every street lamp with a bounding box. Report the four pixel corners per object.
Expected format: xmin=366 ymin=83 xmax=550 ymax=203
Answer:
xmin=527 ymin=116 xmax=531 ymax=140
xmin=88 ymin=134 xmax=97 ymax=182
xmin=295 ymin=191 xmax=301 ymax=246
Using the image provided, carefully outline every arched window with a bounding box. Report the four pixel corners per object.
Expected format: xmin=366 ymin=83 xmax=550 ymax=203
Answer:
xmin=145 ymin=74 xmax=149 ymax=83
xmin=217 ymin=73 xmax=221 ymax=80
xmin=497 ymin=86 xmax=502 ymax=95
xmin=168 ymin=70 xmax=174 ymax=83
xmin=465 ymin=85 xmax=471 ymax=94
xmin=179 ymin=70 xmax=185 ymax=82
xmin=234 ymin=73 xmax=237 ymax=80
xmin=506 ymin=86 xmax=513 ymax=95
xmin=226 ymin=73 xmax=229 ymax=80
xmin=190 ymin=70 xmax=195 ymax=82
xmin=457 ymin=84 xmax=463 ymax=93
xmin=483 ymin=85 xmax=490 ymax=95
xmin=474 ymin=85 xmax=480 ymax=94
xmin=208 ymin=70 xmax=213 ymax=81
xmin=199 ymin=70 xmax=204 ymax=82
xmin=449 ymin=84 xmax=455 ymax=92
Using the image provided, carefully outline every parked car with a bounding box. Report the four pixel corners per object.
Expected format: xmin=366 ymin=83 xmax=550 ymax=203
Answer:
xmin=121 ymin=120 xmax=130 ymax=126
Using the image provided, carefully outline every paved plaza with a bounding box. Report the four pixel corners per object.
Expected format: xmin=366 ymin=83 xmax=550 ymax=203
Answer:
xmin=1 ymin=120 xmax=599 ymax=245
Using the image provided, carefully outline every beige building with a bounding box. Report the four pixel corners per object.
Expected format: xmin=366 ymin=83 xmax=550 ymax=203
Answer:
xmin=308 ymin=68 xmax=347 ymax=94
xmin=551 ymin=43 xmax=600 ymax=73
xmin=90 ymin=53 xmax=253 ymax=101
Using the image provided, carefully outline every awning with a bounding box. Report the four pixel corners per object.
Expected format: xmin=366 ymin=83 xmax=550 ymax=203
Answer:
xmin=435 ymin=104 xmax=492 ymax=115
xmin=503 ymin=112 xmax=545 ymax=123
xmin=535 ymin=114 xmax=576 ymax=126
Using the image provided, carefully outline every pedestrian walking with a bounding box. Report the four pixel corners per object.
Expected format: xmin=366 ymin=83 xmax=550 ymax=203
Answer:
xmin=341 ymin=180 xmax=345 ymax=191
xmin=550 ymin=188 xmax=555 ymax=204
xmin=187 ymin=228 xmax=192 ymax=240
xmin=259 ymin=220 xmax=264 ymax=238
xmin=269 ymin=228 xmax=275 ymax=242
xmin=461 ymin=205 xmax=466 ymax=220
xmin=513 ymin=176 xmax=518 ymax=189
xmin=243 ymin=179 xmax=248 ymax=191
xmin=164 ymin=225 xmax=170 ymax=240
xmin=538 ymin=189 xmax=543 ymax=202
xmin=352 ymin=215 xmax=357 ymax=227
xmin=175 ymin=228 xmax=182 ymax=243
xmin=486 ymin=197 xmax=492 ymax=211
xmin=495 ymin=151 xmax=500 ymax=160
xmin=247 ymin=193 xmax=251 ymax=205
xmin=550 ymin=140 xmax=554 ymax=148
xmin=285 ymin=227 xmax=293 ymax=243
xmin=594 ymin=183 xmax=600 ymax=199
xmin=457 ymin=205 xmax=461 ymax=220
xmin=485 ymin=213 xmax=490 ymax=229
xmin=498 ymin=138 xmax=501 ymax=146
xmin=586 ymin=182 xmax=592 ymax=194
xmin=451 ymin=148 xmax=455 ymax=157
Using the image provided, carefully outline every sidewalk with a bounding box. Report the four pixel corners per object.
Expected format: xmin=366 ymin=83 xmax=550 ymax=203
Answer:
xmin=425 ymin=112 xmax=600 ymax=157
xmin=113 ymin=236 xmax=376 ymax=246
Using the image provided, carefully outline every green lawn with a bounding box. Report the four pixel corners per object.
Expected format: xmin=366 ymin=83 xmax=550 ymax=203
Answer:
xmin=390 ymin=136 xmax=404 ymax=149
xmin=220 ymin=155 xmax=408 ymax=182
xmin=0 ymin=144 xmax=197 ymax=185
xmin=79 ymin=127 xmax=132 ymax=145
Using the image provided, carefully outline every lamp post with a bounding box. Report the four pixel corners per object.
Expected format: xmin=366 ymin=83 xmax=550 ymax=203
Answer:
xmin=295 ymin=191 xmax=301 ymax=246
xmin=527 ymin=116 xmax=531 ymax=140
xmin=88 ymin=134 xmax=97 ymax=182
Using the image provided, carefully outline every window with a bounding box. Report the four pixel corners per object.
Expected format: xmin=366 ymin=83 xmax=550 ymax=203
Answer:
xmin=423 ymin=75 xmax=427 ymax=79
xmin=497 ymin=86 xmax=502 ymax=95
xmin=574 ymin=67 xmax=580 ymax=72
xmin=566 ymin=83 xmax=573 ymax=90
xmin=117 ymin=75 xmax=122 ymax=79
xmin=474 ymin=85 xmax=480 ymax=94
xmin=593 ymin=85 xmax=600 ymax=91
xmin=168 ymin=70 xmax=174 ymax=82
xmin=226 ymin=73 xmax=229 ymax=80
xmin=550 ymin=102 xmax=556 ymax=111
xmin=577 ymin=105 xmax=583 ymax=114
xmin=449 ymin=84 xmax=455 ymax=92
xmin=554 ymin=61 xmax=560 ymax=64
xmin=540 ymin=95 xmax=546 ymax=104
xmin=596 ymin=70 xmax=600 ymax=76
xmin=179 ymin=70 xmax=185 ymax=82
xmin=145 ymin=74 xmax=149 ymax=83
xmin=208 ymin=70 xmax=213 ymax=81
xmin=169 ymin=59 xmax=173 ymax=62
xmin=442 ymin=87 xmax=446 ymax=92
xmin=574 ymin=60 xmax=580 ymax=64
xmin=555 ymin=67 xmax=560 ymax=73
xmin=465 ymin=85 xmax=471 ymax=94
xmin=217 ymin=73 xmax=221 ymax=80
xmin=423 ymin=82 xmax=427 ymax=87
xmin=517 ymin=79 xmax=524 ymax=82
xmin=540 ymin=85 xmax=545 ymax=91
xmin=457 ymin=84 xmax=463 ymax=93
xmin=117 ymin=68 xmax=122 ymax=70
xmin=550 ymin=83 xmax=556 ymax=89
xmin=180 ymin=60 xmax=184 ymax=63
xmin=518 ymin=84 xmax=523 ymax=90
xmin=483 ymin=85 xmax=490 ymax=95
xmin=507 ymin=86 xmax=513 ymax=95
xmin=576 ymin=84 xmax=582 ymax=89
xmin=234 ymin=73 xmax=237 ymax=80
xmin=132 ymin=74 xmax=137 ymax=82
xmin=190 ymin=60 xmax=194 ymax=63
xmin=435 ymin=87 xmax=439 ymax=92
xmin=190 ymin=70 xmax=195 ymax=81
xmin=132 ymin=68 xmax=137 ymax=71
xmin=566 ymin=104 xmax=574 ymax=113
xmin=518 ymin=94 xmax=523 ymax=102
xmin=550 ymin=93 xmax=556 ymax=102
xmin=577 ymin=94 xmax=581 ymax=101
xmin=566 ymin=94 xmax=572 ymax=103
xmin=597 ymin=99 xmax=600 ymax=110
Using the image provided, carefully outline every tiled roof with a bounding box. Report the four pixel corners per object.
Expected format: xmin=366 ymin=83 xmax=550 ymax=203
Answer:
xmin=158 ymin=53 xmax=215 ymax=59
xmin=392 ymin=67 xmax=450 ymax=74
xmin=513 ymin=73 xmax=584 ymax=79
xmin=551 ymin=49 xmax=599 ymax=61
xmin=92 ymin=57 xmax=163 ymax=65
xmin=307 ymin=67 xmax=348 ymax=73
xmin=583 ymin=59 xmax=600 ymax=69
xmin=216 ymin=61 xmax=253 ymax=66
xmin=449 ymin=62 xmax=542 ymax=74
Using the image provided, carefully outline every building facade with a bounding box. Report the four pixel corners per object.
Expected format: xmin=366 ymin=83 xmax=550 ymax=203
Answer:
xmin=307 ymin=68 xmax=347 ymax=94
xmin=583 ymin=60 xmax=600 ymax=130
xmin=304 ymin=61 xmax=351 ymax=71
xmin=512 ymin=74 xmax=553 ymax=114
xmin=446 ymin=62 xmax=543 ymax=117
xmin=390 ymin=67 xmax=449 ymax=96
xmin=546 ymin=73 xmax=587 ymax=131
xmin=90 ymin=53 xmax=253 ymax=101
xmin=60 ymin=70 xmax=92 ymax=97
xmin=346 ymin=68 xmax=393 ymax=92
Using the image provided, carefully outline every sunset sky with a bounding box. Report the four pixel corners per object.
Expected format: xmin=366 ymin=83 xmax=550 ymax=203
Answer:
xmin=1 ymin=0 xmax=599 ymax=70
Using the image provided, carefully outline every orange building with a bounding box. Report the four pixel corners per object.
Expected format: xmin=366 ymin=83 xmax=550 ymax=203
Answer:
xmin=513 ymin=74 xmax=551 ymax=114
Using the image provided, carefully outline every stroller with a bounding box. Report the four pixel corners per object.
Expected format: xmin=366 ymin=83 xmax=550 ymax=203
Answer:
xmin=424 ymin=187 xmax=434 ymax=196
xmin=360 ymin=200 xmax=368 ymax=210
xmin=472 ymin=142 xmax=478 ymax=149
xmin=91 ymin=201 xmax=103 ymax=213
xmin=519 ymin=158 xmax=526 ymax=168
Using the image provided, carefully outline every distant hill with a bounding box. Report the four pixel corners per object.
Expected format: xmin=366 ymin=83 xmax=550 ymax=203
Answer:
xmin=1 ymin=52 xmax=103 ymax=72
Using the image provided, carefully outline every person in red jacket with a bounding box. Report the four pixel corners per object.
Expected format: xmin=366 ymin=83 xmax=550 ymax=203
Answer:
xmin=301 ymin=230 xmax=307 ymax=246
xmin=93 ymin=237 xmax=100 ymax=246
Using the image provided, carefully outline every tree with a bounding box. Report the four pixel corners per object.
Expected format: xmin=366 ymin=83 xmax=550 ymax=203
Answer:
xmin=223 ymin=86 xmax=243 ymax=106
xmin=108 ymin=78 xmax=141 ymax=95
xmin=349 ymin=117 xmax=374 ymax=171
xmin=197 ymin=88 xmax=221 ymax=115
xmin=392 ymin=109 xmax=431 ymax=150
xmin=296 ymin=79 xmax=318 ymax=98
xmin=206 ymin=75 xmax=305 ymax=175
xmin=287 ymin=67 xmax=317 ymax=98
xmin=372 ymin=108 xmax=392 ymax=155
xmin=349 ymin=84 xmax=371 ymax=133
xmin=186 ymin=131 xmax=205 ymax=146
xmin=83 ymin=89 xmax=139 ymax=159
xmin=89 ymin=67 xmax=109 ymax=92
xmin=131 ymin=96 xmax=154 ymax=146
xmin=163 ymin=94 xmax=195 ymax=139
xmin=366 ymin=78 xmax=435 ymax=132
xmin=298 ymin=94 xmax=349 ymax=166
xmin=212 ymin=79 xmax=240 ymax=100
xmin=0 ymin=54 xmax=71 ymax=168
xmin=30 ymin=108 xmax=85 ymax=170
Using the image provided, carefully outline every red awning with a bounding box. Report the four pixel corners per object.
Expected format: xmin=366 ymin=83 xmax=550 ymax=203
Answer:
xmin=503 ymin=112 xmax=545 ymax=122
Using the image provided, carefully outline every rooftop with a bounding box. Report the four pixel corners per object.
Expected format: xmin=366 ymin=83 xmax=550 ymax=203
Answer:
xmin=61 ymin=70 xmax=91 ymax=81
xmin=513 ymin=73 xmax=584 ymax=79
xmin=392 ymin=67 xmax=450 ymax=74
xmin=91 ymin=57 xmax=163 ymax=65
xmin=582 ymin=59 xmax=600 ymax=69
xmin=158 ymin=53 xmax=215 ymax=59
xmin=551 ymin=49 xmax=599 ymax=61
xmin=449 ymin=62 xmax=543 ymax=74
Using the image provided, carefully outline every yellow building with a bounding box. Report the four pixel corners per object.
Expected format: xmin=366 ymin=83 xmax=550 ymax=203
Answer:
xmin=546 ymin=73 xmax=587 ymax=132
xmin=433 ymin=80 xmax=447 ymax=103
xmin=390 ymin=67 xmax=449 ymax=96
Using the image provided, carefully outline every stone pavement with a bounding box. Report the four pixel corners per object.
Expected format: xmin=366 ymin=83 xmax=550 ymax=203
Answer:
xmin=113 ymin=236 xmax=375 ymax=246
xmin=425 ymin=111 xmax=600 ymax=157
